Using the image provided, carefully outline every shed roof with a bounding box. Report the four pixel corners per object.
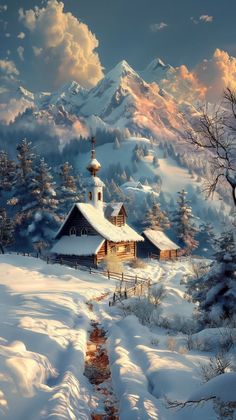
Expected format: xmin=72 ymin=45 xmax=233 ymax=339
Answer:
xmin=51 ymin=235 xmax=105 ymax=256
xmin=143 ymin=229 xmax=180 ymax=251
xmin=104 ymin=202 xmax=127 ymax=218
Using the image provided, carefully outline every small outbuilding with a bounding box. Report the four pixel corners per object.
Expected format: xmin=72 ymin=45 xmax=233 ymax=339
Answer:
xmin=139 ymin=229 xmax=180 ymax=260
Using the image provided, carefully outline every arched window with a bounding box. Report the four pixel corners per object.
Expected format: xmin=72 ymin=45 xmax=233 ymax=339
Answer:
xmin=69 ymin=227 xmax=76 ymax=236
xmin=88 ymin=191 xmax=92 ymax=201
xmin=81 ymin=228 xmax=88 ymax=236
xmin=98 ymin=191 xmax=102 ymax=201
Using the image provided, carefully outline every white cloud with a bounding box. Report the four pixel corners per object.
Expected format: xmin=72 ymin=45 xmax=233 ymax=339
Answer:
xmin=150 ymin=22 xmax=168 ymax=32
xmin=17 ymin=46 xmax=25 ymax=61
xmin=19 ymin=0 xmax=104 ymax=89
xmin=0 ymin=59 xmax=19 ymax=76
xmin=5 ymin=33 xmax=10 ymax=38
xmin=199 ymin=15 xmax=214 ymax=23
xmin=17 ymin=32 xmax=26 ymax=39
xmin=0 ymin=98 xmax=34 ymax=124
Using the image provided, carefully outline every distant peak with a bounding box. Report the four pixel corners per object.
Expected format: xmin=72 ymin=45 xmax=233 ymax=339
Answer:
xmin=147 ymin=57 xmax=173 ymax=72
xmin=107 ymin=60 xmax=138 ymax=81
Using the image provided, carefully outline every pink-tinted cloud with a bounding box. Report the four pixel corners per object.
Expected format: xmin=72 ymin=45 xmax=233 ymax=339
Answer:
xmin=19 ymin=0 xmax=104 ymax=89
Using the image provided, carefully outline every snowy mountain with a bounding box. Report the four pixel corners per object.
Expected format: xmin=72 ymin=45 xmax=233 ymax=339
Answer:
xmin=139 ymin=57 xmax=175 ymax=84
xmin=1 ymin=59 xmax=198 ymax=144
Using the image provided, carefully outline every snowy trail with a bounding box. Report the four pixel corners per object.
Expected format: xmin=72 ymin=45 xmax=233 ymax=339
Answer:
xmin=84 ymin=294 xmax=118 ymax=419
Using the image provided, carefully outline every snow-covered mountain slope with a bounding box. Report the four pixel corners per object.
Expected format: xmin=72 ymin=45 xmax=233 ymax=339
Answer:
xmin=139 ymin=57 xmax=175 ymax=84
xmin=2 ymin=59 xmax=198 ymax=143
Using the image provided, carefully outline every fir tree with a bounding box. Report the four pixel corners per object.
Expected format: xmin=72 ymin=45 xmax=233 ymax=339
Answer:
xmin=59 ymin=162 xmax=81 ymax=214
xmin=28 ymin=158 xmax=60 ymax=249
xmin=143 ymin=203 xmax=170 ymax=231
xmin=113 ymin=137 xmax=121 ymax=150
xmin=188 ymin=229 xmax=236 ymax=324
xmin=172 ymin=189 xmax=198 ymax=254
xmin=152 ymin=156 xmax=159 ymax=168
xmin=0 ymin=208 xmax=14 ymax=254
xmin=0 ymin=151 xmax=16 ymax=196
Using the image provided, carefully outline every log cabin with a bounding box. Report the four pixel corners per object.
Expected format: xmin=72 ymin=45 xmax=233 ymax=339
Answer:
xmin=51 ymin=138 xmax=143 ymax=267
xmin=138 ymin=229 xmax=180 ymax=260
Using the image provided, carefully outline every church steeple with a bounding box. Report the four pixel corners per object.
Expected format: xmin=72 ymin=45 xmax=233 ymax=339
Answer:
xmin=85 ymin=137 xmax=105 ymax=211
xmin=87 ymin=137 xmax=101 ymax=177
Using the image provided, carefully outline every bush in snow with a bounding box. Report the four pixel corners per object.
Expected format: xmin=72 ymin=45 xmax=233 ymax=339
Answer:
xmin=166 ymin=337 xmax=177 ymax=351
xmin=200 ymin=352 xmax=232 ymax=383
xmin=103 ymin=254 xmax=124 ymax=274
xmin=149 ymin=284 xmax=167 ymax=305
xmin=122 ymin=297 xmax=163 ymax=326
xmin=0 ymin=208 xmax=14 ymax=254
xmin=130 ymin=258 xmax=147 ymax=269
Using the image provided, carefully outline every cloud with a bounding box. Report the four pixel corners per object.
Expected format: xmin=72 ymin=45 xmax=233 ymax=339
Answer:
xmin=199 ymin=15 xmax=213 ymax=23
xmin=17 ymin=46 xmax=25 ymax=61
xmin=159 ymin=49 xmax=236 ymax=103
xmin=17 ymin=32 xmax=26 ymax=39
xmin=191 ymin=15 xmax=214 ymax=24
xmin=0 ymin=98 xmax=34 ymax=124
xmin=150 ymin=22 xmax=168 ymax=32
xmin=0 ymin=59 xmax=19 ymax=77
xmin=18 ymin=0 xmax=104 ymax=90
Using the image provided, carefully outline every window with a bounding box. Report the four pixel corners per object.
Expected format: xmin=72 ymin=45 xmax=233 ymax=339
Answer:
xmin=88 ymin=191 xmax=92 ymax=201
xmin=111 ymin=246 xmax=117 ymax=254
xmin=69 ymin=227 xmax=76 ymax=236
xmin=125 ymin=245 xmax=131 ymax=253
xmin=81 ymin=228 xmax=88 ymax=236
xmin=98 ymin=191 xmax=102 ymax=201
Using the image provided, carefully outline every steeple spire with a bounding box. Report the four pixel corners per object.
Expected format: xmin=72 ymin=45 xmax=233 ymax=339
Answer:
xmin=87 ymin=136 xmax=101 ymax=177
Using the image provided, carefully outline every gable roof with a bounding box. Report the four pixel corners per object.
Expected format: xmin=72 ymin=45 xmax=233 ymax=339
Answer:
xmin=104 ymin=202 xmax=127 ymax=218
xmin=51 ymin=235 xmax=105 ymax=256
xmin=143 ymin=229 xmax=180 ymax=251
xmin=56 ymin=203 xmax=143 ymax=243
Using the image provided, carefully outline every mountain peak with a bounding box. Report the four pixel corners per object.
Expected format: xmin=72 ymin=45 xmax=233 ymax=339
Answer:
xmin=107 ymin=60 xmax=139 ymax=81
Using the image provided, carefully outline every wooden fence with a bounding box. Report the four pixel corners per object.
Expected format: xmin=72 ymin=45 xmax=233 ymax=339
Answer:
xmin=15 ymin=252 xmax=152 ymax=305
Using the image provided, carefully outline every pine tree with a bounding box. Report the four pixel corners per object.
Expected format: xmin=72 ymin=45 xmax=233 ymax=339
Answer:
xmin=143 ymin=202 xmax=170 ymax=231
xmin=0 ymin=208 xmax=14 ymax=254
xmin=172 ymin=189 xmax=198 ymax=254
xmin=113 ymin=137 xmax=121 ymax=150
xmin=29 ymin=158 xmax=60 ymax=249
xmin=0 ymin=151 xmax=16 ymax=196
xmin=188 ymin=229 xmax=236 ymax=324
xmin=152 ymin=156 xmax=159 ymax=168
xmin=59 ymin=162 xmax=81 ymax=214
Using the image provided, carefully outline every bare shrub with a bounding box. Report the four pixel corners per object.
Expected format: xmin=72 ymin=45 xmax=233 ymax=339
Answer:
xmin=103 ymin=255 xmax=123 ymax=274
xmin=150 ymin=284 xmax=167 ymax=305
xmin=130 ymin=258 xmax=147 ymax=269
xmin=123 ymin=297 xmax=155 ymax=325
xmin=150 ymin=336 xmax=159 ymax=347
xmin=200 ymin=352 xmax=231 ymax=383
xmin=166 ymin=337 xmax=177 ymax=351
xmin=178 ymin=345 xmax=188 ymax=355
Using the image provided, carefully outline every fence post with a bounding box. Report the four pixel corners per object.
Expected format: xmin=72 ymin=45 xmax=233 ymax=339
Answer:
xmin=90 ymin=267 xmax=92 ymax=274
xmin=107 ymin=270 xmax=110 ymax=280
xmin=113 ymin=292 xmax=116 ymax=303
xmin=46 ymin=256 xmax=49 ymax=264
xmin=135 ymin=275 xmax=137 ymax=285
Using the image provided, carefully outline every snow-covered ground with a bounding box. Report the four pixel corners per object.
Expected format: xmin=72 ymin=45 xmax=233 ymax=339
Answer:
xmin=0 ymin=254 xmax=235 ymax=419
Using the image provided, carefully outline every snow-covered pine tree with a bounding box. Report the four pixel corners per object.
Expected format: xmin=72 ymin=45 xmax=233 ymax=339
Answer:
xmin=152 ymin=156 xmax=159 ymax=168
xmin=0 ymin=208 xmax=14 ymax=254
xmin=113 ymin=137 xmax=121 ymax=150
xmin=0 ymin=151 xmax=16 ymax=196
xmin=188 ymin=229 xmax=236 ymax=325
xmin=143 ymin=202 xmax=170 ymax=231
xmin=172 ymin=189 xmax=198 ymax=254
xmin=29 ymin=158 xmax=60 ymax=250
xmin=59 ymin=162 xmax=81 ymax=214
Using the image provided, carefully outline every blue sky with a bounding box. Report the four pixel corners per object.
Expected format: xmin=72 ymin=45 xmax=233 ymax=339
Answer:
xmin=0 ymin=0 xmax=236 ymax=91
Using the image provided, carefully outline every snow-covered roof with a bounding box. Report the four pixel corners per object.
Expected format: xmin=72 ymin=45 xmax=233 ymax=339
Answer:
xmin=143 ymin=229 xmax=179 ymax=250
xmin=105 ymin=202 xmax=125 ymax=218
xmin=84 ymin=176 xmax=105 ymax=187
xmin=56 ymin=203 xmax=143 ymax=243
xmin=51 ymin=235 xmax=105 ymax=256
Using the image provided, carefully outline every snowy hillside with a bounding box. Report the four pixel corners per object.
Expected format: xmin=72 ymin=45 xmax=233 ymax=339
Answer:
xmin=0 ymin=254 xmax=235 ymax=419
